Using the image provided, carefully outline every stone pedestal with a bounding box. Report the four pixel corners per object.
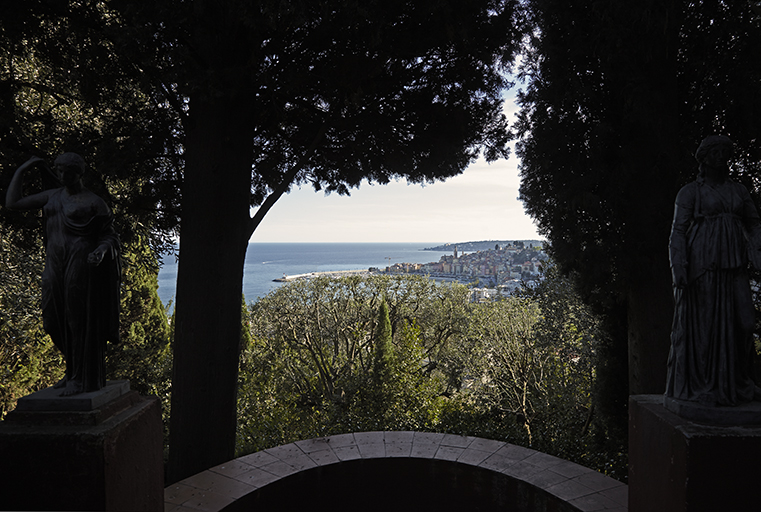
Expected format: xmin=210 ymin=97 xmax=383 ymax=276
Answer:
xmin=629 ymin=394 xmax=761 ymax=512
xmin=0 ymin=381 xmax=164 ymax=511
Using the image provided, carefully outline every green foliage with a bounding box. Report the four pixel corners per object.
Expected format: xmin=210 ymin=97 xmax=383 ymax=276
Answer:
xmin=517 ymin=263 xmax=627 ymax=480
xmin=0 ymin=224 xmax=63 ymax=418
xmin=106 ymin=238 xmax=172 ymax=441
xmin=237 ymin=271 xmax=626 ymax=481
xmin=237 ymin=274 xmax=461 ymax=453
xmin=369 ymin=300 xmax=394 ymax=414
xmin=0 ymin=2 xmax=182 ymax=254
xmin=0 ymin=227 xmax=172 ymax=434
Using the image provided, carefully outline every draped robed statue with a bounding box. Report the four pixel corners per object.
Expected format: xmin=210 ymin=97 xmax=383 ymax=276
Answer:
xmin=6 ymin=153 xmax=120 ymax=396
xmin=667 ymin=135 xmax=761 ymax=408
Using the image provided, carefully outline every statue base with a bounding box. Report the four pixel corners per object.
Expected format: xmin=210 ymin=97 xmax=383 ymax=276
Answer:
xmin=0 ymin=381 xmax=163 ymax=511
xmin=629 ymin=394 xmax=761 ymax=511
xmin=663 ymin=395 xmax=761 ymax=425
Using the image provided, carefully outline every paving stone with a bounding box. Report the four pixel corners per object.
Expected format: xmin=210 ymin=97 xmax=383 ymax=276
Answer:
xmin=208 ymin=460 xmax=255 ymax=479
xmin=165 ymin=483 xmax=202 ymax=505
xmin=354 ymin=431 xmax=385 ymax=445
xmin=295 ymin=437 xmax=332 ymax=453
xmin=385 ymin=442 xmax=412 ymax=458
xmin=264 ymin=443 xmax=304 ymax=461
xmin=434 ymin=445 xmax=464 ymax=461
xmin=521 ymin=468 xmax=570 ymax=489
xmin=545 ymin=479 xmax=596 ymax=502
xmin=456 ymin=448 xmax=492 ymax=466
xmin=357 ymin=442 xmax=385 ymax=458
xmin=333 ymin=444 xmax=362 ymax=461
xmin=568 ymin=491 xmax=621 ymax=511
xmin=202 ymin=476 xmax=254 ymax=500
xmin=479 ymin=452 xmax=516 ymax=472
xmin=499 ymin=460 xmax=545 ymax=480
xmin=325 ymin=433 xmax=357 ymax=447
xmin=384 ymin=431 xmax=414 ymax=444
xmin=263 ymin=443 xmax=317 ymax=472
xmin=495 ymin=443 xmax=535 ymax=462
xmin=307 ymin=448 xmax=341 ymax=466
xmin=172 ymin=490 xmax=235 ymax=512
xmin=410 ymin=441 xmax=439 ymax=459
xmin=283 ymin=453 xmax=318 ymax=471
xmin=441 ymin=433 xmax=473 ymax=448
xmin=573 ymin=471 xmax=621 ymax=493
xmin=548 ymin=460 xmax=595 ymax=479
xmin=232 ymin=467 xmax=280 ymax=488
xmin=180 ymin=471 xmax=221 ymax=491
xmin=468 ymin=437 xmax=505 ymax=453
xmin=260 ymin=460 xmax=298 ymax=478
xmin=522 ymin=450 xmax=566 ymax=470
xmin=412 ymin=431 xmax=444 ymax=444
xmin=237 ymin=450 xmax=279 ymax=468
xmin=179 ymin=471 xmax=254 ymax=500
xmin=599 ymin=483 xmax=628 ymax=506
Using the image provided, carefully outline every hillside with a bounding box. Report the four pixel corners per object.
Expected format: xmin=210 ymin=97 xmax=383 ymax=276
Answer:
xmin=423 ymin=240 xmax=544 ymax=252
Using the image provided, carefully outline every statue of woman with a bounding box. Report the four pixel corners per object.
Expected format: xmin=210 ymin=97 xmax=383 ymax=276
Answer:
xmin=6 ymin=153 xmax=120 ymax=396
xmin=667 ymin=135 xmax=761 ymax=406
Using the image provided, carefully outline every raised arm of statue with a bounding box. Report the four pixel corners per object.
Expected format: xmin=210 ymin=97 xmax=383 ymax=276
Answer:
xmin=5 ymin=156 xmax=55 ymax=210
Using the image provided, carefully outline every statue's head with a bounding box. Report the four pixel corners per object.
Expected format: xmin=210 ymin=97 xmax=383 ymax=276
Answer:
xmin=54 ymin=153 xmax=85 ymax=173
xmin=695 ymin=135 xmax=734 ymax=177
xmin=54 ymin=153 xmax=85 ymax=186
xmin=695 ymin=135 xmax=734 ymax=164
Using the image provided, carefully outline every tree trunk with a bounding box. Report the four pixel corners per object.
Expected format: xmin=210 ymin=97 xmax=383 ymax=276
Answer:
xmin=619 ymin=0 xmax=683 ymax=396
xmin=627 ymin=263 xmax=674 ymax=394
xmin=167 ymin=90 xmax=254 ymax=483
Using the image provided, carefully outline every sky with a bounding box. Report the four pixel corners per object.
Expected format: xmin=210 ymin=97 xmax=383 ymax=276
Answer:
xmin=250 ymin=96 xmax=542 ymax=244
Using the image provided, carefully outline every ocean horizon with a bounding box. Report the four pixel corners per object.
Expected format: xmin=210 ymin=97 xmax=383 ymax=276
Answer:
xmin=158 ymin=242 xmax=455 ymax=307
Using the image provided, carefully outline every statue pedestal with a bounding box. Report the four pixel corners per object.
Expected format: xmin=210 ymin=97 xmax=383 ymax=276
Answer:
xmin=629 ymin=394 xmax=761 ymax=512
xmin=0 ymin=381 xmax=163 ymax=511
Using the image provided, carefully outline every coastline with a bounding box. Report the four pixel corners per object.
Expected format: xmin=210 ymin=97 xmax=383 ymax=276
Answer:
xmin=273 ymin=269 xmax=372 ymax=282
xmin=159 ymin=241 xmax=544 ymax=306
xmin=273 ymin=268 xmax=475 ymax=287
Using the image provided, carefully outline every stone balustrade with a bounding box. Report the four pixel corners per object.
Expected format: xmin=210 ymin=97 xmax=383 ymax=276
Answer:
xmin=165 ymin=431 xmax=627 ymax=512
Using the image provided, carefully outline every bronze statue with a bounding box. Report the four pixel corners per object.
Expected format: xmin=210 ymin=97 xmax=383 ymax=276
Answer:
xmin=667 ymin=135 xmax=761 ymax=407
xmin=6 ymin=154 xmax=120 ymax=396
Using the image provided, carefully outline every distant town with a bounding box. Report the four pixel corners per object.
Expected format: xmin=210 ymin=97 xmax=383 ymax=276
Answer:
xmin=375 ymin=240 xmax=548 ymax=301
xmin=272 ymin=240 xmax=548 ymax=302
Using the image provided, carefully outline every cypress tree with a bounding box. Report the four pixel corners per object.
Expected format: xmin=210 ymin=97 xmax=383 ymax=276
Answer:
xmin=371 ymin=300 xmax=394 ymax=417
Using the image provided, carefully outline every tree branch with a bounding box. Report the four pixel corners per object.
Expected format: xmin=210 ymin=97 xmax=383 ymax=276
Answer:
xmin=246 ymin=122 xmax=329 ymax=238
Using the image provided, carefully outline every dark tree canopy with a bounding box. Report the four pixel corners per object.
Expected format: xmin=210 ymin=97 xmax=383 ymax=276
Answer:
xmin=112 ymin=0 xmax=520 ymax=222
xmin=0 ymin=2 xmax=183 ymax=255
xmin=3 ymin=0 xmax=524 ymax=481
xmin=103 ymin=0 xmax=526 ymax=481
xmin=515 ymin=0 xmax=761 ymax=395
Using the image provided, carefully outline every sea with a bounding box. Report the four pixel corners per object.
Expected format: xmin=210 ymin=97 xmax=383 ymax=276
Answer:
xmin=157 ymin=242 xmax=454 ymax=307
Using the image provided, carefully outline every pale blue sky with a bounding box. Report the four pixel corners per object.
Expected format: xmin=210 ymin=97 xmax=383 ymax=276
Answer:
xmin=250 ymin=96 xmax=541 ymax=243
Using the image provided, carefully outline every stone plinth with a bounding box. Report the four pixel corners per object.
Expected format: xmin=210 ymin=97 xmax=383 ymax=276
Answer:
xmin=14 ymin=379 xmax=132 ymax=412
xmin=0 ymin=381 xmax=163 ymax=511
xmin=629 ymin=395 xmax=761 ymax=512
